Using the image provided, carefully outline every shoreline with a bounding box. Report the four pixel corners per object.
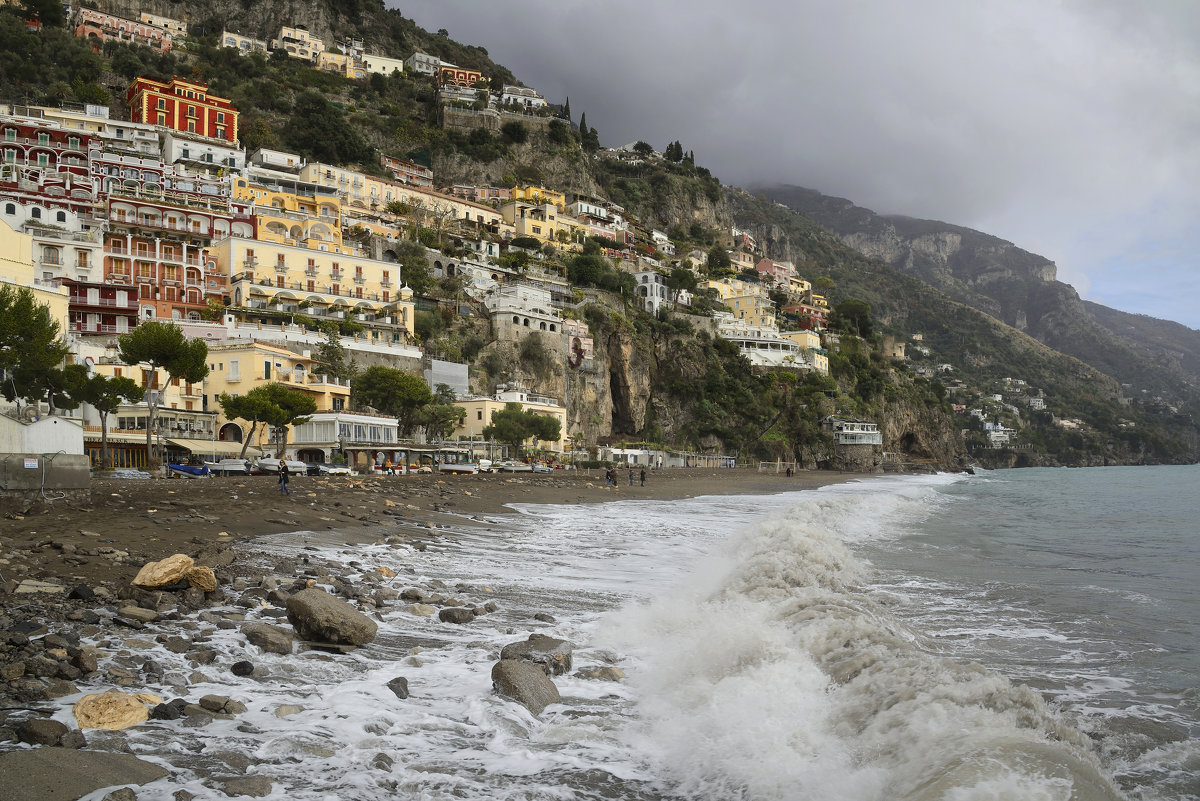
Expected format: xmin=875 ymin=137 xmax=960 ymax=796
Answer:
xmin=0 ymin=467 xmax=860 ymax=594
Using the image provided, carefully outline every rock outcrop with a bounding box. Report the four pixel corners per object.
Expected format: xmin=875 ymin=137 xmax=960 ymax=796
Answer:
xmin=285 ymin=588 xmax=378 ymax=646
xmin=491 ymin=659 xmax=561 ymax=715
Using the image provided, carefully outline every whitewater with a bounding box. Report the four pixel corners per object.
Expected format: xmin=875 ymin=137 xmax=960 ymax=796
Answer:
xmin=67 ymin=466 xmax=1198 ymax=800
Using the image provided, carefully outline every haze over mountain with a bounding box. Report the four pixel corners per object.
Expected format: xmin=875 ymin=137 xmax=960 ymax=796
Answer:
xmin=395 ymin=0 xmax=1200 ymax=330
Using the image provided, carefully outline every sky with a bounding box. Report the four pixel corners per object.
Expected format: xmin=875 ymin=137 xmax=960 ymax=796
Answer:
xmin=392 ymin=0 xmax=1200 ymax=329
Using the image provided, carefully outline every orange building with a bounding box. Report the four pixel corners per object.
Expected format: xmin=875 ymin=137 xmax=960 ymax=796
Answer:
xmin=126 ymin=77 xmax=239 ymax=144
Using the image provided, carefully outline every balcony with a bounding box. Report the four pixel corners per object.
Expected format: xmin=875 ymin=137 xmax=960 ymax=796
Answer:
xmin=352 ymin=274 xmax=365 ymax=284
xmin=70 ymin=322 xmax=127 ymax=334
xmin=274 ymin=262 xmax=288 ymax=274
xmin=380 ymin=277 xmax=392 ymax=287
xmin=305 ymin=267 xmax=319 ymax=276
xmin=242 ymin=257 xmax=258 ymax=268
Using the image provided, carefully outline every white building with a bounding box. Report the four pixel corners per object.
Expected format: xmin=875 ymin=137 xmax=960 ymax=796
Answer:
xmin=824 ymin=417 xmax=883 ymax=446
xmin=362 ymin=53 xmax=406 ymax=76
xmin=484 ymin=283 xmax=563 ymax=341
xmin=499 ymin=85 xmax=547 ymax=110
xmin=633 ymin=269 xmax=690 ymax=314
xmin=405 ymin=51 xmax=442 ymax=76
xmin=222 ymin=30 xmax=269 ymax=54
xmin=291 ymin=410 xmax=398 ymax=464
xmin=713 ymin=312 xmax=813 ymax=369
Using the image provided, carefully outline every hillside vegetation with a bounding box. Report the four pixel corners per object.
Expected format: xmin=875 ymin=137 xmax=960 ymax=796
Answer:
xmin=2 ymin=0 xmax=1196 ymax=467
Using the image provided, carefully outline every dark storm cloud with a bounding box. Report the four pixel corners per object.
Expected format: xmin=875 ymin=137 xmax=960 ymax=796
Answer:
xmin=391 ymin=0 xmax=1200 ymax=327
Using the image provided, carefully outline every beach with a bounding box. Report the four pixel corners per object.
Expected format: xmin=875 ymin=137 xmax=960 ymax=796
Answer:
xmin=0 ymin=467 xmax=847 ymax=592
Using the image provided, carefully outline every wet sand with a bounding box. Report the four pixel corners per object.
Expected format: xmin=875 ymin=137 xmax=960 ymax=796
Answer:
xmin=0 ymin=467 xmax=855 ymax=593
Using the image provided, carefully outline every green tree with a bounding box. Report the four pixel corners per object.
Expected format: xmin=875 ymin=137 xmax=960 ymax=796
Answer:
xmin=0 ymin=286 xmax=71 ymax=412
xmin=666 ymin=267 xmax=698 ymax=304
xmin=260 ymin=383 xmax=318 ymax=457
xmin=312 ymin=325 xmax=356 ymax=381
xmin=351 ymin=365 xmax=432 ymax=436
xmin=500 ymin=120 xmax=528 ymax=144
xmin=80 ymin=373 xmax=143 ymax=469
xmin=706 ymin=245 xmax=732 ymax=275
xmin=416 ymin=391 xmax=465 ymax=441
xmin=483 ymin=402 xmax=562 ymax=453
xmin=218 ymin=387 xmax=275 ymax=460
xmin=283 ymin=90 xmax=371 ymax=165
xmin=117 ymin=321 xmax=209 ymax=466
xmin=832 ymin=299 xmax=874 ymax=338
xmin=394 ymin=239 xmax=434 ymax=295
xmin=632 ymin=141 xmax=654 ymax=157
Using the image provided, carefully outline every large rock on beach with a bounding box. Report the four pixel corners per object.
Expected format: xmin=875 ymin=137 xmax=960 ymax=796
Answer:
xmin=491 ymin=659 xmax=561 ymax=715
xmin=131 ymin=554 xmax=194 ymax=588
xmin=73 ymin=690 xmax=156 ymax=730
xmin=242 ymin=622 xmax=294 ymax=655
xmin=285 ymin=588 xmax=377 ymax=646
xmin=500 ymin=633 xmax=574 ymax=676
xmin=185 ymin=565 xmax=218 ymax=592
xmin=0 ymin=748 xmax=168 ymax=801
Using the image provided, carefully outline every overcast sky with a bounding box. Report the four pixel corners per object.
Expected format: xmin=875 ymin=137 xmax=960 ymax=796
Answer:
xmin=392 ymin=1 xmax=1200 ymax=329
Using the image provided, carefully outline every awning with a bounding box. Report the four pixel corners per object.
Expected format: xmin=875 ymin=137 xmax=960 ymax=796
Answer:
xmin=165 ymin=438 xmax=263 ymax=458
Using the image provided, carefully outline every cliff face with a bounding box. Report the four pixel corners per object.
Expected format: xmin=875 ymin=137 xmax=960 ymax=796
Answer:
xmin=755 ymin=184 xmax=1200 ymax=407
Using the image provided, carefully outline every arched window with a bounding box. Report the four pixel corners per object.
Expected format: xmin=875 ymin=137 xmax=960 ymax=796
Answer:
xmin=512 ymin=315 xmax=519 ymax=324
xmin=56 ymin=211 xmax=67 ymax=222
xmin=3 ymin=203 xmax=13 ymax=215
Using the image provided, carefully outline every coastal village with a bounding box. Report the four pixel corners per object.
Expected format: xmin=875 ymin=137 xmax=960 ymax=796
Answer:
xmin=0 ymin=4 xmax=1075 ymax=490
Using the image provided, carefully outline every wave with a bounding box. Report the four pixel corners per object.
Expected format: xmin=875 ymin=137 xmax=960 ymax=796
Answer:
xmin=601 ymin=486 xmax=1126 ymax=801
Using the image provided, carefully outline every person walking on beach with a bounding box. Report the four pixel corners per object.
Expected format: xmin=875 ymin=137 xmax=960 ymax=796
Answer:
xmin=639 ymin=468 xmax=645 ymax=487
xmin=628 ymin=468 xmax=635 ymax=486
xmin=278 ymin=463 xmax=291 ymax=495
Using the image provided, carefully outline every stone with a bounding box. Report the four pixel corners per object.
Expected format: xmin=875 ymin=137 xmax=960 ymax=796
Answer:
xmin=533 ymin=612 xmax=556 ymax=623
xmin=185 ymin=566 xmax=218 ymax=592
xmin=408 ymin=603 xmax=437 ymax=617
xmin=500 ymin=634 xmax=574 ymax=676
xmin=242 ymin=622 xmax=293 ymax=655
xmin=575 ymin=666 xmax=627 ymax=681
xmin=102 ymin=788 xmax=137 ymax=801
xmin=116 ymin=606 xmax=158 ymax=624
xmin=386 ymin=676 xmax=409 ymax=699
xmin=16 ymin=717 xmax=68 ymax=746
xmin=0 ymin=662 xmax=24 ymax=681
xmin=0 ymin=749 xmax=168 ymax=801
xmin=491 ymin=659 xmax=561 ymax=716
xmin=131 ymin=554 xmax=194 ymax=589
xmin=73 ymin=690 xmax=151 ymax=730
xmin=230 ymin=660 xmax=255 ymax=676
xmin=285 ymin=588 xmax=377 ymax=646
xmin=438 ymin=607 xmax=475 ymax=625
xmin=13 ymin=580 xmax=66 ymax=594
xmin=217 ymin=775 xmax=274 ymax=797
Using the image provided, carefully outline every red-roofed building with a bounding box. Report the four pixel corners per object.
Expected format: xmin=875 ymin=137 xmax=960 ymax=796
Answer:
xmin=126 ymin=77 xmax=239 ymax=144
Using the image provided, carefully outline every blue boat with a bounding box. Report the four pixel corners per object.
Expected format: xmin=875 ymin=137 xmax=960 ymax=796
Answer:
xmin=167 ymin=463 xmax=211 ymax=478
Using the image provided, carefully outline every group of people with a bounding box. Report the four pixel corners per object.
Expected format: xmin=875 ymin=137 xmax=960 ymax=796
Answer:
xmin=604 ymin=467 xmax=646 ymax=487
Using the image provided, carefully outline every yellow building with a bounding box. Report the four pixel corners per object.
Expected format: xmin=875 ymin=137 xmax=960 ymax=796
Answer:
xmin=208 ymin=236 xmax=416 ymax=343
xmin=727 ymin=293 xmax=776 ymax=328
xmin=780 ymin=329 xmax=829 ymax=374
xmin=233 ymin=179 xmax=346 ymax=251
xmin=0 ymin=218 xmax=70 ymax=327
xmin=453 ymin=388 xmax=567 ymax=453
xmin=500 ymin=201 xmax=586 ymax=249
xmin=511 ymin=185 xmax=566 ymax=210
xmin=316 ymin=51 xmax=366 ymax=79
xmin=787 ymin=275 xmax=812 ymax=297
xmin=698 ymin=277 xmax=769 ymax=301
xmin=730 ymin=250 xmax=757 ymax=273
xmin=203 ymin=340 xmax=351 ymax=452
xmin=297 ymin=162 xmax=503 ymax=230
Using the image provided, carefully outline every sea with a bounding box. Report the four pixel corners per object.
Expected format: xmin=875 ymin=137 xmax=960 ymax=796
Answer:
xmin=73 ymin=465 xmax=1199 ymax=800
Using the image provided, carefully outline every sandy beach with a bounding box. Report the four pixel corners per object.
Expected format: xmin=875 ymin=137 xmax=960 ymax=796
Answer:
xmin=0 ymin=467 xmax=853 ymax=593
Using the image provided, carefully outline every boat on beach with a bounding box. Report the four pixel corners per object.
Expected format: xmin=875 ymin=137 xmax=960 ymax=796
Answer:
xmin=204 ymin=458 xmax=252 ymax=476
xmin=167 ymin=462 xmax=211 ymax=478
xmin=438 ymin=462 xmax=480 ymax=474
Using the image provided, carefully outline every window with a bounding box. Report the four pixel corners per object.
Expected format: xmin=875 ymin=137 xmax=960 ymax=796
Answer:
xmin=477 ymin=410 xmax=482 ymax=421
xmin=187 ymin=106 xmax=197 ymax=117
xmin=264 ymin=360 xmax=271 ymax=380
xmin=187 ymin=121 xmax=196 ymax=133
xmin=156 ymin=98 xmax=166 ymax=110
xmin=332 ymin=397 xmax=345 ymax=411
xmin=216 ymin=112 xmax=225 ymax=124
xmin=4 ymin=203 xmax=14 ymax=215
xmin=30 ymin=207 xmax=40 ymax=219
xmin=68 ymin=136 xmax=79 ymax=149
xmin=3 ymin=129 xmax=13 ymax=142
xmin=37 ymin=132 xmax=49 ymax=145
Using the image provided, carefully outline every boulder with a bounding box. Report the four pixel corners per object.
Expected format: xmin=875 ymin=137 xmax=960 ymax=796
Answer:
xmin=0 ymin=748 xmax=168 ymax=801
xmin=285 ymin=588 xmax=377 ymax=646
xmin=73 ymin=690 xmax=152 ymax=730
xmin=386 ymin=676 xmax=409 ymax=699
xmin=131 ymin=554 xmax=194 ymax=589
xmin=500 ymin=633 xmax=574 ymax=676
xmin=16 ymin=718 xmax=69 ymax=746
xmin=242 ymin=622 xmax=294 ymax=655
xmin=438 ymin=607 xmax=475 ymax=625
xmin=491 ymin=659 xmax=561 ymax=715
xmin=184 ymin=566 xmax=218 ymax=592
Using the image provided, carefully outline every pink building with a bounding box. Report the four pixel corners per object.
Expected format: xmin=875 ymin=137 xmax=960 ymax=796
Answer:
xmin=75 ymin=8 xmax=174 ymax=54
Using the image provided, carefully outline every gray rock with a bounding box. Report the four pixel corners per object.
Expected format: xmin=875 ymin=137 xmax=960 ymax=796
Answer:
xmin=102 ymin=788 xmax=137 ymax=801
xmin=217 ymin=775 xmax=274 ymax=797
xmin=386 ymin=676 xmax=409 ymax=699
xmin=438 ymin=607 xmax=475 ymax=625
xmin=230 ymin=660 xmax=254 ymax=676
xmin=491 ymin=659 xmax=561 ymax=716
xmin=17 ymin=718 xmax=68 ymax=746
xmin=285 ymin=588 xmax=377 ymax=646
xmin=0 ymin=748 xmax=168 ymax=801
xmin=500 ymin=633 xmax=574 ymax=676
xmin=242 ymin=622 xmax=294 ymax=655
